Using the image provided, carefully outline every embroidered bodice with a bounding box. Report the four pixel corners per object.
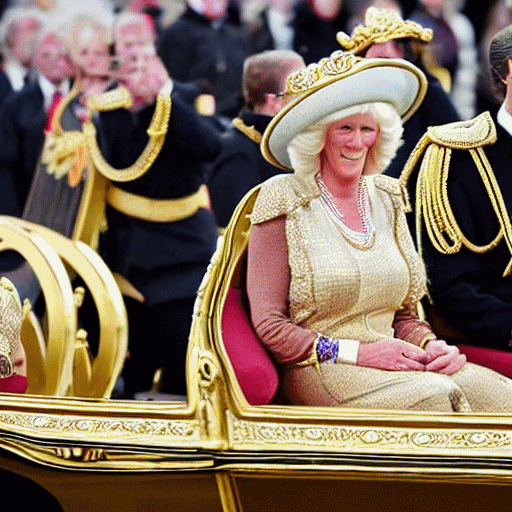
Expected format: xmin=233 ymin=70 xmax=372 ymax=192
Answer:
xmin=251 ymin=173 xmax=426 ymax=343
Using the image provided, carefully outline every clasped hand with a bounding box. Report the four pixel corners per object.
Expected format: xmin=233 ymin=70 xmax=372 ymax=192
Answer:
xmin=357 ymin=338 xmax=466 ymax=375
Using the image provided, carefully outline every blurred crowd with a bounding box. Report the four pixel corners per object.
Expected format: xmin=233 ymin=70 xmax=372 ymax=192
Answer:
xmin=0 ymin=0 xmax=511 ymax=398
xmin=0 ymin=0 xmax=510 ymax=219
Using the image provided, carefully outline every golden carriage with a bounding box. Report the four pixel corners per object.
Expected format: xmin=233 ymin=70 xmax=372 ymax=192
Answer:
xmin=1 ymin=186 xmax=512 ymax=512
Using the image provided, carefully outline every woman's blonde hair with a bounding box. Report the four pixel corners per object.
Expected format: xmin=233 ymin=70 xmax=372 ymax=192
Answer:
xmin=287 ymin=102 xmax=403 ymax=180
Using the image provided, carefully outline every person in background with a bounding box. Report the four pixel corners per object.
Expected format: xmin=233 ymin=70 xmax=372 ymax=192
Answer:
xmin=156 ymin=0 xmax=253 ymax=120
xmin=476 ymin=0 xmax=512 ymax=115
xmin=247 ymin=50 xmax=512 ymax=412
xmin=248 ymin=0 xmax=365 ymax=64
xmin=114 ymin=9 xmax=214 ymax=113
xmin=409 ymin=0 xmax=478 ymax=120
xmin=22 ymin=13 xmax=113 ymax=240
xmin=293 ymin=0 xmax=362 ymax=64
xmin=404 ymin=24 xmax=512 ymax=354
xmin=0 ymin=21 xmax=75 ymax=220
xmin=88 ymin=30 xmax=221 ymax=398
xmin=0 ymin=6 xmax=42 ymax=106
xmin=246 ymin=0 xmax=299 ymax=55
xmin=208 ymin=49 xmax=305 ymax=229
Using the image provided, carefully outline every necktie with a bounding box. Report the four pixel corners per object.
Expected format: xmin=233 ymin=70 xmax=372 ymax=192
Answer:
xmin=45 ymin=91 xmax=63 ymax=132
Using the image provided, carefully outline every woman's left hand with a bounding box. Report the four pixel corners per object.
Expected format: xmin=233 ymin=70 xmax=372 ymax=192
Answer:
xmin=425 ymin=339 xmax=466 ymax=375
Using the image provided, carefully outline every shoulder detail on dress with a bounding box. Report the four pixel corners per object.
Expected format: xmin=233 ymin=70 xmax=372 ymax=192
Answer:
xmin=426 ymin=111 xmax=497 ymax=149
xmin=373 ymin=174 xmax=401 ymax=196
xmin=86 ymin=86 xmax=133 ymax=113
xmin=251 ymin=174 xmax=316 ymax=224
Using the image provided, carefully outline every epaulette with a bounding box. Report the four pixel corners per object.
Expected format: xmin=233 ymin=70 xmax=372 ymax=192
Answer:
xmin=425 ymin=111 xmax=497 ymax=150
xmin=399 ymin=111 xmax=512 ymax=277
xmin=374 ymin=174 xmax=401 ymax=196
xmin=86 ymin=86 xmax=133 ymax=113
xmin=399 ymin=112 xmax=497 ymax=211
xmin=373 ymin=174 xmax=408 ymax=213
xmin=250 ymin=174 xmax=318 ymax=224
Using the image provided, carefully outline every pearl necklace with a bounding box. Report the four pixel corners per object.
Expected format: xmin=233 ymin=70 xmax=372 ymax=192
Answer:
xmin=316 ymin=172 xmax=375 ymax=249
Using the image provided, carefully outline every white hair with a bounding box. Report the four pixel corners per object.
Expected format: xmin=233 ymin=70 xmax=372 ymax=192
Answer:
xmin=287 ymin=102 xmax=403 ymax=180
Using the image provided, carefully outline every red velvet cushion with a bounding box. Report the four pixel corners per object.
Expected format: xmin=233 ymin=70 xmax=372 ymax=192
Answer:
xmin=221 ymin=287 xmax=279 ymax=405
xmin=0 ymin=374 xmax=27 ymax=393
xmin=458 ymin=345 xmax=512 ymax=378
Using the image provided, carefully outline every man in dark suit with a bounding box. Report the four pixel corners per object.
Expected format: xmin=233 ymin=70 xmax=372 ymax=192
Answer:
xmin=0 ymin=7 xmax=42 ymax=107
xmin=91 ymin=34 xmax=221 ymax=398
xmin=0 ymin=25 xmax=74 ymax=219
xmin=156 ymin=0 xmax=253 ymax=120
xmin=208 ymin=49 xmax=305 ymax=229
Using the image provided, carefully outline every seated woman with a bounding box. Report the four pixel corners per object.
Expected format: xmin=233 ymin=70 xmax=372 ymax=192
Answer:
xmin=247 ymin=51 xmax=512 ymax=412
xmin=0 ymin=277 xmax=27 ymax=393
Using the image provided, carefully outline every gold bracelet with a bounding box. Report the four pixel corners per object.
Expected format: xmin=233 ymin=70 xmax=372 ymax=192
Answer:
xmin=419 ymin=334 xmax=437 ymax=350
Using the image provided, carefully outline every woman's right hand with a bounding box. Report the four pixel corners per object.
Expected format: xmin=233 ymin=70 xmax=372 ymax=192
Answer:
xmin=357 ymin=338 xmax=429 ymax=371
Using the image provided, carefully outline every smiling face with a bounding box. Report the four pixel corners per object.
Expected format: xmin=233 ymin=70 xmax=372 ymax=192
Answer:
xmin=320 ymin=113 xmax=379 ymax=183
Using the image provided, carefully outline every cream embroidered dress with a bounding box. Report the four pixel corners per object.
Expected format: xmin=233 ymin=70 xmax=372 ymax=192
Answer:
xmin=250 ymin=173 xmax=512 ymax=412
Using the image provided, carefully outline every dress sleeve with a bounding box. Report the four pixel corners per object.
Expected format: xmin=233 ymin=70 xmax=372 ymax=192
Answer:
xmin=393 ymin=304 xmax=437 ymax=348
xmin=246 ymin=215 xmax=316 ymax=364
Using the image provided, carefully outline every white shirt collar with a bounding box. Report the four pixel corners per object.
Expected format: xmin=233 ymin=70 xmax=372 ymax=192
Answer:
xmin=4 ymin=60 xmax=28 ymax=92
xmin=497 ymin=103 xmax=512 ymax=137
xmin=37 ymin=74 xmax=70 ymax=111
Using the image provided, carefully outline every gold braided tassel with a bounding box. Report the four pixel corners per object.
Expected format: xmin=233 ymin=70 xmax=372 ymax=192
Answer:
xmin=411 ymin=139 xmax=512 ymax=277
xmin=83 ymin=80 xmax=172 ymax=183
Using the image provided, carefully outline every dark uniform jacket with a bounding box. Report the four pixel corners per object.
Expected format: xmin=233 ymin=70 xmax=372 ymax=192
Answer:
xmin=96 ymin=88 xmax=221 ymax=306
xmin=0 ymin=70 xmax=13 ymax=110
xmin=420 ymin=115 xmax=512 ymax=349
xmin=0 ymin=81 xmax=46 ymax=216
xmin=249 ymin=1 xmax=350 ymax=65
xmin=384 ymin=73 xmax=460 ymax=180
xmin=208 ymin=112 xmax=286 ymax=228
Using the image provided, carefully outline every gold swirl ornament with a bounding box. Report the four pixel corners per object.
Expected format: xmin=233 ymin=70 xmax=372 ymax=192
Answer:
xmin=336 ymin=6 xmax=433 ymax=55
xmin=0 ymin=277 xmax=22 ymax=378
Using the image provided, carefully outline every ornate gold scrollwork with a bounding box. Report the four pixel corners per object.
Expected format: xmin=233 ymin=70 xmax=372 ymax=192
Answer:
xmin=198 ymin=351 xmax=224 ymax=442
xmin=0 ymin=218 xmax=76 ymax=395
xmin=1 ymin=217 xmax=127 ymax=398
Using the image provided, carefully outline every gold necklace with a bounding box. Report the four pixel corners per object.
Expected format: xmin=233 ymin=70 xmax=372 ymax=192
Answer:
xmin=83 ymin=80 xmax=172 ymax=183
xmin=232 ymin=117 xmax=262 ymax=144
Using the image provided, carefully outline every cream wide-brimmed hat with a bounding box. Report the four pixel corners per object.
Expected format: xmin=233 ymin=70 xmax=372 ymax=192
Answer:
xmin=260 ymin=52 xmax=427 ymax=170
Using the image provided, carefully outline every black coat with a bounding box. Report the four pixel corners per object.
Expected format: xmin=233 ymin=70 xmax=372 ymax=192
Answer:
xmin=97 ymin=89 xmax=222 ymax=306
xmin=384 ymin=74 xmax=460 ymax=180
xmin=384 ymin=74 xmax=460 ymax=241
xmin=208 ymin=112 xmax=287 ymax=227
xmin=156 ymin=7 xmax=252 ymax=118
xmin=0 ymin=70 xmax=13 ymax=110
xmin=249 ymin=1 xmax=351 ymax=64
xmin=421 ymin=116 xmax=512 ymax=349
xmin=0 ymin=82 xmax=46 ymax=216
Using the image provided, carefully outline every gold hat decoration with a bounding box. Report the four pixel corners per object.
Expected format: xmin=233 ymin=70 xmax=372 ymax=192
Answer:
xmin=261 ymin=51 xmax=427 ymax=170
xmin=337 ymin=7 xmax=433 ymax=55
xmin=0 ymin=277 xmax=22 ymax=378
